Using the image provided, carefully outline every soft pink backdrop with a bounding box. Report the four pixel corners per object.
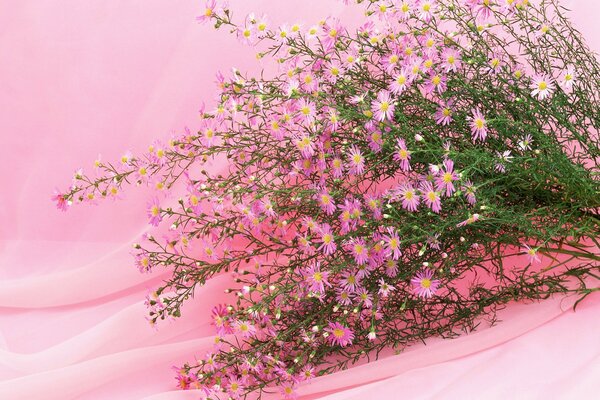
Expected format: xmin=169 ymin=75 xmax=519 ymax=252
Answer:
xmin=0 ymin=0 xmax=598 ymax=398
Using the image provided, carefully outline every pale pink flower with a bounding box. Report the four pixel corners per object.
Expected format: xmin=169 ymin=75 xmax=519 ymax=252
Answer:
xmin=434 ymin=100 xmax=454 ymax=126
xmin=339 ymin=270 xmax=361 ymax=293
xmin=316 ymin=190 xmax=336 ymax=215
xmin=424 ymin=72 xmax=447 ymax=95
xmin=196 ymin=0 xmax=217 ymax=24
xmin=393 ymin=138 xmax=411 ymax=171
xmin=378 ymin=278 xmax=395 ymax=297
xmin=346 ymin=237 xmax=369 ymax=265
xmin=469 ymin=108 xmax=488 ymax=142
xmin=302 ymin=262 xmax=331 ymax=294
xmin=371 ymin=90 xmax=395 ymax=121
xmin=147 ymin=197 xmax=162 ymax=226
xmin=296 ymin=98 xmax=316 ymax=123
xmin=523 ymin=244 xmax=541 ymax=264
xmin=441 ymin=47 xmax=462 ymax=72
xmin=347 ymin=145 xmax=365 ymax=175
xmin=560 ymin=65 xmax=576 ymax=91
xmin=317 ymin=224 xmax=337 ymax=255
xmin=530 ymin=73 xmax=555 ymax=100
xmin=518 ymin=134 xmax=534 ymax=151
xmin=420 ymin=181 xmax=442 ymax=213
xmin=233 ymin=319 xmax=256 ymax=338
xmin=389 ymin=68 xmax=411 ymax=95
xmin=52 ymin=189 xmax=69 ymax=212
xmin=417 ymin=0 xmax=436 ymax=22
xmin=411 ymin=268 xmax=440 ymax=298
xmin=354 ymin=287 xmax=373 ymax=308
xmin=435 ymin=158 xmax=459 ymax=197
xmin=382 ymin=227 xmax=402 ymax=260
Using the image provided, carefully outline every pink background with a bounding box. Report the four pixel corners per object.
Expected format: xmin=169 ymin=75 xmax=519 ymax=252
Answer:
xmin=0 ymin=0 xmax=599 ymax=398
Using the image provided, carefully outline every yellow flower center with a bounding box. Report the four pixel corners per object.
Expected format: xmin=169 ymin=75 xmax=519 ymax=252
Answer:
xmin=380 ymin=102 xmax=389 ymax=112
xmin=443 ymin=172 xmax=453 ymax=183
xmin=538 ymin=81 xmax=547 ymax=90
xmin=313 ymin=272 xmax=322 ymax=282
xmin=421 ymin=278 xmax=432 ymax=288
xmin=475 ymin=119 xmax=484 ymax=129
xmin=333 ymin=328 xmax=345 ymax=338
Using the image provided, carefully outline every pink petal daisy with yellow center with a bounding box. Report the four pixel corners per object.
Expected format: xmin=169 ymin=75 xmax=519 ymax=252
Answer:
xmin=326 ymin=322 xmax=355 ymax=347
xmin=411 ymin=268 xmax=441 ymax=298
xmin=530 ymin=73 xmax=555 ymax=100
xmin=468 ymin=107 xmax=488 ymax=142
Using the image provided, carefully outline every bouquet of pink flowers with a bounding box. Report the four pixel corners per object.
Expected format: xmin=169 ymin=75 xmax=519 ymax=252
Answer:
xmin=56 ymin=0 xmax=599 ymax=398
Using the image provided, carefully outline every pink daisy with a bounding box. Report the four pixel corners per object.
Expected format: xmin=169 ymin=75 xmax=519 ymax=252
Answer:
xmin=397 ymin=183 xmax=420 ymax=212
xmin=331 ymin=156 xmax=344 ymax=179
xmin=371 ymin=90 xmax=395 ymax=121
xmin=339 ymin=270 xmax=362 ymax=293
xmin=326 ymin=322 xmax=354 ymax=347
xmin=302 ymin=262 xmax=331 ymax=294
xmin=411 ymin=268 xmax=440 ymax=298
xmin=468 ymin=108 xmax=488 ymax=142
xmin=393 ymin=138 xmax=411 ymax=171
xmin=420 ymin=181 xmax=442 ymax=213
xmin=346 ymin=237 xmax=369 ymax=265
xmin=52 ymin=190 xmax=69 ymax=212
xmin=382 ymin=227 xmax=402 ymax=260
xmin=147 ymin=197 xmax=162 ymax=226
xmin=560 ymin=65 xmax=576 ymax=91
xmin=523 ymin=244 xmax=541 ymax=264
xmin=316 ymin=190 xmax=336 ymax=215
xmin=317 ymin=224 xmax=337 ymax=255
xmin=347 ymin=145 xmax=365 ymax=175
xmin=196 ymin=0 xmax=217 ymax=24
xmin=296 ymin=98 xmax=316 ymax=123
xmin=530 ymin=74 xmax=555 ymax=100
xmin=434 ymin=100 xmax=454 ymax=126
xmin=435 ymin=158 xmax=459 ymax=197
xmin=354 ymin=288 xmax=373 ymax=308
xmin=424 ymin=72 xmax=447 ymax=95
xmin=441 ymin=47 xmax=462 ymax=72
xmin=389 ymin=68 xmax=412 ymax=95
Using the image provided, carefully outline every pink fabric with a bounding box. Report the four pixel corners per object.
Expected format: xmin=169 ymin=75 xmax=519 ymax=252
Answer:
xmin=0 ymin=0 xmax=598 ymax=398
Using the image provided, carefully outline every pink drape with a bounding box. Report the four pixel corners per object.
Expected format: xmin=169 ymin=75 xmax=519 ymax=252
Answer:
xmin=0 ymin=0 xmax=598 ymax=398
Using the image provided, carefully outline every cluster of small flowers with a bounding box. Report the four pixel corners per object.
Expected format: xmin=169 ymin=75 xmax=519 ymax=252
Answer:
xmin=54 ymin=0 xmax=592 ymax=398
